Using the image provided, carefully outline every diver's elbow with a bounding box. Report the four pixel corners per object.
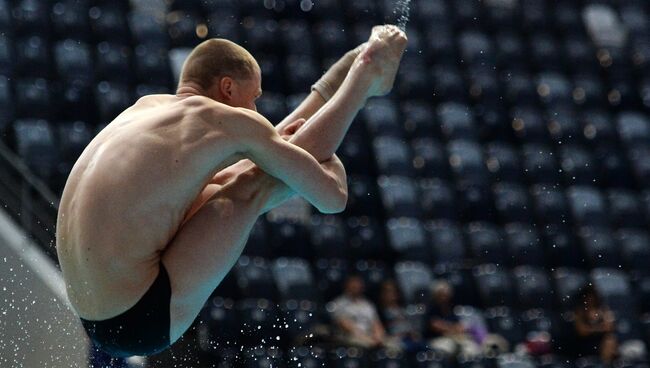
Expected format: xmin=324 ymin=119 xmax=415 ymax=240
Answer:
xmin=325 ymin=187 xmax=348 ymax=214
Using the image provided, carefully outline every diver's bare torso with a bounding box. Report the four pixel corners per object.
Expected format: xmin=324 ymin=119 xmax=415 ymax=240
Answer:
xmin=56 ymin=94 xmax=244 ymax=320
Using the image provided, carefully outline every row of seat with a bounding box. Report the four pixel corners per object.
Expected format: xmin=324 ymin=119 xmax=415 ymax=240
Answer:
xmin=210 ymin=255 xmax=650 ymax=315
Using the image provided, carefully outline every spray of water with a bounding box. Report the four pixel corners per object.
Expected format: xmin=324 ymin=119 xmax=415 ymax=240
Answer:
xmin=393 ymin=0 xmax=412 ymax=31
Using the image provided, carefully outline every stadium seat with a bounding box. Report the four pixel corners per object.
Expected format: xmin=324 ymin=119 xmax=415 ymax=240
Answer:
xmin=12 ymin=119 xmax=58 ymax=181
xmin=437 ymin=102 xmax=478 ymax=141
xmin=546 ymin=106 xmax=582 ymax=145
xmin=242 ymin=346 xmax=284 ymax=368
xmin=418 ymin=178 xmax=458 ymax=220
xmin=466 ymin=222 xmax=507 ymax=265
xmin=493 ymin=182 xmax=534 ymax=224
xmin=628 ymin=144 xmax=650 ymax=188
xmin=541 ymin=224 xmax=585 ymax=269
xmin=386 ymin=217 xmax=429 ymax=262
xmin=265 ymin=216 xmax=310 ymax=259
xmin=401 ymin=101 xmax=437 ymax=139
xmin=394 ymin=261 xmax=433 ymax=305
xmin=309 ymin=215 xmax=347 ymax=260
xmin=286 ymin=346 xmax=327 ymax=368
xmin=363 ymin=97 xmax=403 ymax=137
xmin=474 ymin=264 xmax=515 ymax=308
xmin=233 ymin=256 xmax=278 ymax=301
xmin=521 ymin=144 xmax=560 ymax=184
xmin=425 ymin=219 xmax=466 ymax=267
xmin=272 ymin=257 xmax=318 ymax=302
xmin=199 ymin=296 xmax=239 ymax=345
xmin=431 ymin=64 xmax=466 ymax=103
xmin=354 ymin=260 xmax=390 ymax=301
xmin=485 ymin=142 xmax=524 ymax=183
xmin=95 ymin=81 xmax=132 ymax=124
xmin=346 ymin=216 xmax=387 ymax=261
xmin=15 ymin=78 xmax=52 ymax=119
xmin=279 ymin=300 xmax=321 ymax=345
xmin=617 ymin=111 xmax=650 ymax=146
xmin=504 ymin=223 xmax=546 ymax=267
xmin=54 ymin=39 xmax=93 ymax=84
xmin=567 ymin=186 xmax=609 ymax=227
xmin=502 ymin=72 xmax=537 ymax=107
xmin=373 ymin=136 xmax=414 ymax=177
xmin=396 ymin=60 xmax=430 ymax=100
xmin=531 ymin=185 xmax=571 ymax=226
xmin=370 ymin=349 xmax=409 ymax=368
xmin=313 ymin=20 xmax=349 ymax=58
xmin=607 ymin=189 xmax=647 ymax=229
xmin=51 ymin=0 xmax=91 ymax=39
xmin=281 ymin=20 xmax=314 ymax=57
xmin=578 ymin=226 xmax=622 ymax=269
xmin=553 ymin=268 xmax=589 ymax=310
xmin=129 ymin=10 xmax=169 ymax=47
xmin=558 ymin=145 xmax=598 ymax=185
xmin=616 ymin=228 xmax=650 ymax=272
xmin=314 ymin=258 xmax=348 ymax=302
xmin=513 ymin=266 xmax=554 ymax=309
xmin=0 ymin=75 xmax=12 ymax=132
xmin=255 ymin=92 xmax=287 ymax=125
xmin=497 ymin=354 xmax=537 ymax=368
xmin=89 ymin=4 xmax=130 ymax=43
xmin=448 ymin=139 xmax=490 ymax=186
xmin=134 ymin=44 xmax=172 ymax=85
xmin=242 ymin=16 xmax=279 ymax=54
xmin=377 ymin=176 xmax=421 ymax=218
xmin=411 ymin=138 xmax=450 ymax=180
xmin=14 ymin=35 xmax=50 ymax=78
xmin=591 ymin=268 xmax=633 ymax=312
xmin=484 ymin=306 xmax=526 ymax=347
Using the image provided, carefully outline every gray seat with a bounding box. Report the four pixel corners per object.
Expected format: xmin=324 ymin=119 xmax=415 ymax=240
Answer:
xmin=394 ymin=261 xmax=433 ymax=304
xmin=271 ymin=257 xmax=317 ymax=302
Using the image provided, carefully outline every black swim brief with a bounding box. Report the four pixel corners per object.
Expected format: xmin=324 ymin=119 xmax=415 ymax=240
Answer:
xmin=79 ymin=263 xmax=172 ymax=358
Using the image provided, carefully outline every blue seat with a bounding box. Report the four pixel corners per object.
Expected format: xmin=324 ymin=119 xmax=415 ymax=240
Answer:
xmin=272 ymin=257 xmax=318 ymax=302
xmin=11 ymin=0 xmax=49 ymax=34
xmin=129 ymin=10 xmax=169 ymax=47
xmin=467 ymin=65 xmax=501 ymax=104
xmin=411 ymin=138 xmax=450 ymax=180
xmin=265 ymin=216 xmax=310 ymax=259
xmin=13 ymin=119 xmax=58 ymax=181
xmin=456 ymin=183 xmax=495 ymax=223
xmin=233 ymin=256 xmax=277 ymax=300
xmin=591 ymin=268 xmax=634 ymax=313
xmin=345 ymin=217 xmax=387 ymax=262
xmin=394 ymin=261 xmax=433 ymax=305
xmin=567 ymin=186 xmax=609 ymax=227
xmin=628 ymin=144 xmax=650 ymax=188
xmin=314 ymin=258 xmax=348 ymax=302
xmin=458 ymin=31 xmax=495 ymax=67
xmin=637 ymin=276 xmax=650 ymax=313
xmin=95 ymin=81 xmax=132 ymax=124
xmin=617 ymin=112 xmax=650 ymax=146
xmin=134 ymin=44 xmax=172 ymax=85
xmin=313 ymin=20 xmax=349 ymax=58
xmin=401 ymin=101 xmax=437 ymax=138
xmin=354 ymin=260 xmax=390 ymax=302
xmin=573 ymin=74 xmax=606 ymax=107
xmin=363 ymin=97 xmax=403 ymax=137
xmin=485 ymin=142 xmax=524 ymax=183
xmin=502 ymin=72 xmax=537 ymax=107
xmin=206 ymin=11 xmax=240 ymax=44
xmin=578 ymin=226 xmax=622 ymax=269
xmin=553 ymin=268 xmax=589 ymax=311
xmin=15 ymin=78 xmax=52 ymax=119
xmin=377 ymin=176 xmax=421 ymax=218
xmin=418 ymin=178 xmax=457 ymax=220
xmin=370 ymin=349 xmax=409 ymax=368
xmin=473 ymin=264 xmax=515 ymax=308
xmin=89 ymin=4 xmax=130 ymax=43
xmin=520 ymin=0 xmax=548 ymax=30
xmin=434 ymin=264 xmax=480 ymax=306
xmin=579 ymin=109 xmax=617 ymax=147
xmin=309 ymin=215 xmax=347 ymax=260
xmin=541 ymin=224 xmax=585 ymax=268
xmin=559 ymin=145 xmax=598 ymax=185
xmin=493 ymin=183 xmax=533 ymax=224
xmin=281 ymin=20 xmax=315 ymax=56
xmin=530 ymin=34 xmax=564 ymax=74
xmin=95 ymin=42 xmax=133 ymax=84
xmin=386 ymin=217 xmax=429 ymax=262
xmin=0 ymin=0 xmax=10 ymax=32
xmin=243 ymin=17 xmax=279 ymax=54
xmin=396 ymin=60 xmax=430 ymax=99
xmin=329 ymin=347 xmax=368 ymax=368
xmin=51 ymin=0 xmax=91 ymax=39
xmin=431 ymin=65 xmax=466 ymax=102
xmin=617 ymin=228 xmax=650 ymax=272
xmin=466 ymin=222 xmax=507 ymax=266
xmin=256 ymin=92 xmax=287 ymax=125
xmin=531 ymin=184 xmax=571 ymax=226
xmin=485 ymin=306 xmax=526 ymax=348
xmin=607 ymin=189 xmax=646 ymax=229
xmin=373 ymin=136 xmax=414 ymax=177
xmin=15 ymin=35 xmax=50 ymax=78
xmin=425 ymin=220 xmax=466 ymax=266
xmin=286 ymin=346 xmax=326 ymax=368
xmin=513 ymin=266 xmax=554 ymax=309
xmin=511 ymin=107 xmax=550 ymax=144
xmin=447 ymin=140 xmax=490 ymax=186
xmin=504 ymin=223 xmax=546 ymax=267
xmin=594 ymin=144 xmax=634 ymax=188
xmin=56 ymin=120 xmax=92 ymax=172
xmin=565 ymin=35 xmax=598 ymax=73
xmin=546 ymin=106 xmax=582 ymax=145
xmin=495 ymin=32 xmax=526 ymax=69
xmin=437 ymin=102 xmax=477 ymax=141
xmin=496 ymin=354 xmax=537 ymax=368
xmin=54 ymin=39 xmax=93 ymax=84
xmin=424 ymin=24 xmax=456 ymax=66
xmin=345 ymin=175 xmax=381 ymax=216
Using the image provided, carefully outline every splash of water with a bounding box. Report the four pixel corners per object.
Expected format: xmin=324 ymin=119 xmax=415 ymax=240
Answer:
xmin=393 ymin=0 xmax=411 ymax=31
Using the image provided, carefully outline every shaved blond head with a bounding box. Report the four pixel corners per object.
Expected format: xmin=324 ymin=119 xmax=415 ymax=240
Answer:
xmin=179 ymin=38 xmax=258 ymax=90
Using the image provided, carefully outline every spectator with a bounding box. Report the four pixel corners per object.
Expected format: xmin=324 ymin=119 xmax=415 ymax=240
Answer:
xmin=329 ymin=274 xmax=399 ymax=351
xmin=426 ymin=281 xmax=481 ymax=358
xmin=573 ymin=284 xmax=618 ymax=364
xmin=378 ymin=279 xmax=428 ymax=353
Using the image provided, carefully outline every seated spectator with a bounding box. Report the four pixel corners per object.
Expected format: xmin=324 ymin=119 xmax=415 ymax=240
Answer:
xmin=378 ymin=279 xmax=428 ymax=353
xmin=573 ymin=285 xmax=618 ymax=364
xmin=329 ymin=274 xmax=400 ymax=351
xmin=426 ymin=281 xmax=481 ymax=358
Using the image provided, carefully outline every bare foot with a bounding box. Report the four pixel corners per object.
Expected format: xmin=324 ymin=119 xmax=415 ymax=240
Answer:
xmin=355 ymin=25 xmax=408 ymax=97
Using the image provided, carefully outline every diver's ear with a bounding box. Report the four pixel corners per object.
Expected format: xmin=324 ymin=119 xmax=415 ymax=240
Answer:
xmin=219 ymin=77 xmax=234 ymax=99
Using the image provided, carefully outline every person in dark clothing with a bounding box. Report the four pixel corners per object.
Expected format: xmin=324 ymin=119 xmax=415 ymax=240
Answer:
xmin=573 ymin=284 xmax=618 ymax=364
xmin=378 ymin=280 xmax=427 ymax=353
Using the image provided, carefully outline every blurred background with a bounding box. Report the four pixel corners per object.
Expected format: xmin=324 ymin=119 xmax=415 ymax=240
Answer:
xmin=1 ymin=0 xmax=650 ymax=367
